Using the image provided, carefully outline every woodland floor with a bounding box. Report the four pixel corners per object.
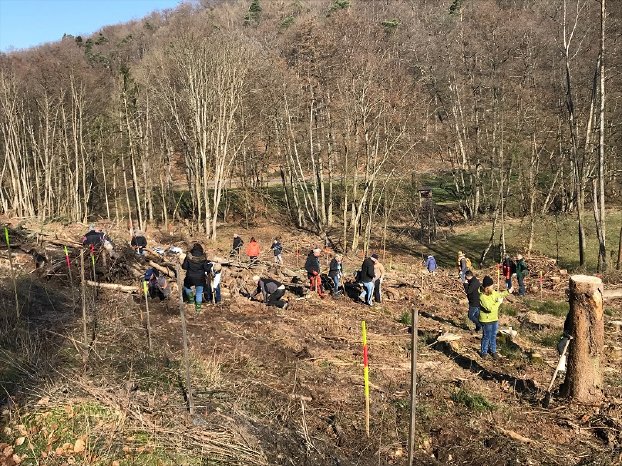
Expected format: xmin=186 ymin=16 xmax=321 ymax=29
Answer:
xmin=1 ymin=216 xmax=621 ymax=465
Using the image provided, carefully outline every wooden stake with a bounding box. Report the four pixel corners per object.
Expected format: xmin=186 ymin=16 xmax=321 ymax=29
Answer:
xmin=176 ymin=265 xmax=194 ymax=414
xmin=408 ymin=306 xmax=418 ymax=466
xmin=80 ymin=250 xmax=88 ymax=364
xmin=143 ymin=280 xmax=152 ymax=352
xmin=539 ymin=270 xmax=543 ymax=299
xmin=64 ymin=246 xmax=76 ymax=311
xmin=362 ymin=320 xmax=370 ymax=437
xmin=4 ymin=227 xmax=19 ymax=319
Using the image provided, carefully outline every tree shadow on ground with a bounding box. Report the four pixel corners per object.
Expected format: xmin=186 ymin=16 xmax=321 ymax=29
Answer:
xmin=0 ymin=274 xmax=76 ymax=407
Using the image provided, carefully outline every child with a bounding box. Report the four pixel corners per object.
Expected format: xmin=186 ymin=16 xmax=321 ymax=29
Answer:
xmin=206 ymin=262 xmax=222 ymax=304
xmin=478 ymin=275 xmax=513 ymax=359
xmin=425 ymin=254 xmax=437 ymax=274
xmin=271 ymin=238 xmax=283 ymax=265
xmin=328 ymin=254 xmax=343 ymax=296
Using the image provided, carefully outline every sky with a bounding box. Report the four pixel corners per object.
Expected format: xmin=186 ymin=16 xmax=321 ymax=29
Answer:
xmin=0 ymin=0 xmax=183 ymax=52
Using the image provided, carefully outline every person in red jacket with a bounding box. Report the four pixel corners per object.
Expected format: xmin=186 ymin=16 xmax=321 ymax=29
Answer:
xmin=246 ymin=237 xmax=260 ymax=266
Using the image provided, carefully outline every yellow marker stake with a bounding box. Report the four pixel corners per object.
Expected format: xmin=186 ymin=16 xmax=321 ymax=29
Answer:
xmin=362 ymin=320 xmax=370 ymax=437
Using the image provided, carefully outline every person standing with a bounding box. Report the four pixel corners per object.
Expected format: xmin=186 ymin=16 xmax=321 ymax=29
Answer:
xmin=373 ymin=254 xmax=385 ymax=304
xmin=426 ymin=254 xmax=437 ymax=274
xmin=250 ymin=275 xmax=289 ymax=309
xmin=246 ymin=237 xmax=260 ymax=266
xmin=82 ymin=224 xmax=106 ymax=248
xmin=206 ymin=262 xmax=222 ymax=304
xmin=463 ymin=270 xmax=481 ymax=332
xmin=457 ymin=251 xmax=468 ymax=281
xmin=478 ymin=275 xmax=513 ymax=358
xmin=305 ymin=248 xmax=324 ymax=297
xmin=358 ymin=254 xmax=377 ymax=306
xmin=515 ymin=254 xmax=529 ymax=296
xmin=131 ymin=229 xmax=148 ymax=255
xmin=501 ymin=254 xmax=515 ymax=291
xmin=230 ymin=234 xmax=244 ymax=259
xmin=328 ymin=253 xmax=343 ymax=296
xmin=271 ymin=238 xmax=283 ymax=265
xmin=182 ymin=243 xmax=212 ymax=313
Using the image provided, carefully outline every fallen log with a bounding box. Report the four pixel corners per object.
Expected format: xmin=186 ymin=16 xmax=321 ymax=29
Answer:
xmin=85 ymin=280 xmax=137 ymax=293
xmin=603 ymin=288 xmax=622 ymax=300
xmin=147 ymin=260 xmax=176 ymax=278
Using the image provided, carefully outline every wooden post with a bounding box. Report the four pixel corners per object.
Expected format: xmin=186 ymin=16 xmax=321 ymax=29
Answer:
xmin=80 ymin=250 xmax=88 ymax=364
xmin=176 ymin=265 xmax=194 ymax=414
xmin=561 ymin=275 xmax=604 ymax=404
xmin=408 ymin=306 xmax=418 ymax=465
xmin=143 ymin=281 xmax=152 ymax=352
xmin=4 ymin=227 xmax=19 ymax=319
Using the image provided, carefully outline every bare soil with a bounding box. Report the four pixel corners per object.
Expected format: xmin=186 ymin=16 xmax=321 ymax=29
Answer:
xmin=1 ymin=217 xmax=621 ymax=465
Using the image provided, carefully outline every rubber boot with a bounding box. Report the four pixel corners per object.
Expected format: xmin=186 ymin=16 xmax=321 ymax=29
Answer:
xmin=195 ymin=302 xmax=202 ymax=314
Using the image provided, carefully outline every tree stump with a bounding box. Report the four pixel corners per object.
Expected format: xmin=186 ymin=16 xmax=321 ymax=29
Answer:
xmin=561 ymin=275 xmax=604 ymax=404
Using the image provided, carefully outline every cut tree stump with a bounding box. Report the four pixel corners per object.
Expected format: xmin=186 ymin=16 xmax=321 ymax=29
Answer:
xmin=561 ymin=275 xmax=604 ymax=404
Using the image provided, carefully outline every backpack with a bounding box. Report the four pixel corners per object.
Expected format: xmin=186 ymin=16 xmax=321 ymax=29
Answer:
xmin=465 ymin=257 xmax=472 ymax=269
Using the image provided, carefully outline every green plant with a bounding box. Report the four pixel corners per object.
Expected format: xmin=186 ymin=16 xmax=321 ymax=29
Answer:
xmin=279 ymin=15 xmax=295 ymax=29
xmin=451 ymin=388 xmax=495 ymax=412
xmin=381 ymin=19 xmax=400 ymax=31
xmin=245 ymin=0 xmax=262 ymax=24
xmin=398 ymin=311 xmax=412 ymax=326
xmin=330 ymin=0 xmax=350 ymax=11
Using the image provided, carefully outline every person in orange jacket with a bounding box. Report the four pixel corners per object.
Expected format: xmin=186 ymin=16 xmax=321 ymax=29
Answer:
xmin=246 ymin=237 xmax=260 ymax=266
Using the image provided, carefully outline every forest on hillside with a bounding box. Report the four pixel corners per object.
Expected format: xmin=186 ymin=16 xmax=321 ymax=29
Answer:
xmin=1 ymin=0 xmax=621 ymax=268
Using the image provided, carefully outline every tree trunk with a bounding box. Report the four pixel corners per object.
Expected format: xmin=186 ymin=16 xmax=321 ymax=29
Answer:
xmin=561 ymin=275 xmax=604 ymax=404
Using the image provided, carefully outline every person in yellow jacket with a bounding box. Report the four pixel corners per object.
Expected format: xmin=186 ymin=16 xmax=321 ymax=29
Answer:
xmin=478 ymin=275 xmax=513 ymax=359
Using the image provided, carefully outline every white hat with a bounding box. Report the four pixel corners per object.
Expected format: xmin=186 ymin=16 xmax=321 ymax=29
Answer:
xmin=252 ymin=275 xmax=260 ymax=282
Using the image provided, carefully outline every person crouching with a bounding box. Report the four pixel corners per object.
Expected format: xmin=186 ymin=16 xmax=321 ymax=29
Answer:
xmin=250 ymin=275 xmax=289 ymax=309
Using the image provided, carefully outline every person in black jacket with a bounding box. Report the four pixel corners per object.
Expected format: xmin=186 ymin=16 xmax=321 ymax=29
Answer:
xmin=230 ymin=234 xmax=244 ymax=259
xmin=463 ymin=270 xmax=481 ymax=331
xmin=82 ymin=224 xmax=106 ymax=248
xmin=305 ymin=248 xmax=325 ymax=297
xmin=358 ymin=254 xmax=377 ymax=306
xmin=250 ymin=275 xmax=289 ymax=309
xmin=182 ymin=243 xmax=212 ymax=312
xmin=131 ymin=229 xmax=148 ymax=255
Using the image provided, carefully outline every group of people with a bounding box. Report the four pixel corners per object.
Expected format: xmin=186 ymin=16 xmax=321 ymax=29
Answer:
xmin=459 ymin=251 xmax=529 ymax=360
xmin=302 ymin=248 xmax=386 ymax=306
xmin=501 ymin=253 xmax=529 ymax=296
xmin=229 ymin=234 xmax=283 ymax=266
